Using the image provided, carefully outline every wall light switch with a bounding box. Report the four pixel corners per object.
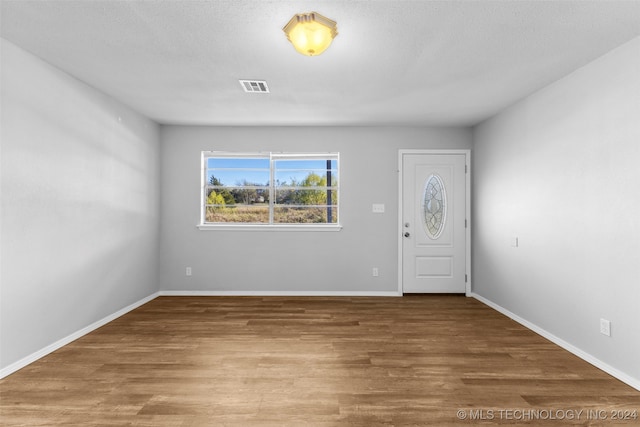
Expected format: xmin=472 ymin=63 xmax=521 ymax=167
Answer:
xmin=511 ymin=237 xmax=519 ymax=247
xmin=186 ymin=267 xmax=192 ymax=276
xmin=372 ymin=204 xmax=385 ymax=213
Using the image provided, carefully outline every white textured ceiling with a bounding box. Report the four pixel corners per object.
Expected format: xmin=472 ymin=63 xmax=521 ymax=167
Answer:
xmin=2 ymin=0 xmax=640 ymax=127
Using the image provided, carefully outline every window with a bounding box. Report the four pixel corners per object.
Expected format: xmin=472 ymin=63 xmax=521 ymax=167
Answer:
xmin=423 ymin=174 xmax=447 ymax=239
xmin=200 ymin=152 xmax=340 ymax=229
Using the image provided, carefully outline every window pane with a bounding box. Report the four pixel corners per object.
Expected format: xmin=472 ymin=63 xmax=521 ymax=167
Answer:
xmin=274 ymin=206 xmax=338 ymax=224
xmin=207 ymin=157 xmax=270 ymax=187
xmin=274 ymin=170 xmax=338 ymax=187
xmin=206 ymin=188 xmax=268 ymax=206
xmin=274 ymin=158 xmax=338 ymax=188
xmin=205 ymin=205 xmax=269 ymax=223
xmin=208 ymin=158 xmax=269 ymax=169
xmin=276 ymin=189 xmax=339 ymax=205
xmin=274 ymin=159 xmax=336 ymax=170
xmin=207 ymin=171 xmax=270 ymax=187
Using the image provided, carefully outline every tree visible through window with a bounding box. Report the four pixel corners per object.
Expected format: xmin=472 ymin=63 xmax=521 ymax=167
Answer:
xmin=201 ymin=152 xmax=339 ymax=225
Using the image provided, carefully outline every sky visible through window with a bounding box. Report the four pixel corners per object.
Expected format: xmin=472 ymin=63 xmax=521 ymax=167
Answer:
xmin=207 ymin=158 xmax=338 ymax=187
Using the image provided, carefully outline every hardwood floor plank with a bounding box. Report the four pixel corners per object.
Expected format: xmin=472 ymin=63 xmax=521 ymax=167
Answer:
xmin=1 ymin=295 xmax=639 ymax=426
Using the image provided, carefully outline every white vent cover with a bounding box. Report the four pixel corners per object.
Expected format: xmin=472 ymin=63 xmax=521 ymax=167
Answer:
xmin=239 ymin=80 xmax=269 ymax=93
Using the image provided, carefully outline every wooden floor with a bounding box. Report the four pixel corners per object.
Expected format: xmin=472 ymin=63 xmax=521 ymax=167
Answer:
xmin=1 ymin=296 xmax=638 ymax=426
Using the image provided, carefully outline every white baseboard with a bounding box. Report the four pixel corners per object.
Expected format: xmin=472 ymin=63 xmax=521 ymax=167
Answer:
xmin=470 ymin=292 xmax=640 ymax=392
xmin=159 ymin=290 xmax=402 ymax=297
xmin=0 ymin=292 xmax=159 ymax=379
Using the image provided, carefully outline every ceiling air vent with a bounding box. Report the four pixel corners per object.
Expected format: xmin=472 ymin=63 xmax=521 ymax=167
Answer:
xmin=239 ymin=80 xmax=269 ymax=93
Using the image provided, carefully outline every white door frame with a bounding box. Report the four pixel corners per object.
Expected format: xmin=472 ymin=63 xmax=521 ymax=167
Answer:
xmin=398 ymin=149 xmax=471 ymax=296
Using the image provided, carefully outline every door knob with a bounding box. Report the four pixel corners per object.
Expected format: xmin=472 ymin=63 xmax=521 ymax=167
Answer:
xmin=404 ymin=232 xmax=410 ymax=238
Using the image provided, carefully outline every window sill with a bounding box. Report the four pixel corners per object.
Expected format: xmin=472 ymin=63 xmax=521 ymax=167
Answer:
xmin=197 ymin=224 xmax=342 ymax=232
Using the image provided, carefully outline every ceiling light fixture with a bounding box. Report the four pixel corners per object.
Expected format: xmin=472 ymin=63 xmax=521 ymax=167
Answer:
xmin=283 ymin=12 xmax=338 ymax=56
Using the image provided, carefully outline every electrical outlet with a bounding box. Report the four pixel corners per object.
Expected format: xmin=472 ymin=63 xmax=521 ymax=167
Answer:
xmin=372 ymin=204 xmax=385 ymax=213
xmin=186 ymin=267 xmax=192 ymax=277
xmin=600 ymin=318 xmax=611 ymax=337
xmin=372 ymin=267 xmax=379 ymax=277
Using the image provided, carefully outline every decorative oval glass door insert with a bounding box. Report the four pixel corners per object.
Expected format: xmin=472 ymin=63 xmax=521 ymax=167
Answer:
xmin=423 ymin=174 xmax=447 ymax=239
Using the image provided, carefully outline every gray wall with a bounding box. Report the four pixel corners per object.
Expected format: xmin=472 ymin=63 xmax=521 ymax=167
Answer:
xmin=473 ymin=36 xmax=640 ymax=385
xmin=159 ymin=126 xmax=472 ymax=293
xmin=0 ymin=39 xmax=161 ymax=370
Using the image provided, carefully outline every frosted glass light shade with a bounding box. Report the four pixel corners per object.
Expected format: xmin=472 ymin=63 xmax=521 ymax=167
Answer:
xmin=283 ymin=12 xmax=338 ymax=56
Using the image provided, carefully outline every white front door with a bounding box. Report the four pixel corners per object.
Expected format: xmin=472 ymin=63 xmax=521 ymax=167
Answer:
xmin=400 ymin=151 xmax=468 ymax=293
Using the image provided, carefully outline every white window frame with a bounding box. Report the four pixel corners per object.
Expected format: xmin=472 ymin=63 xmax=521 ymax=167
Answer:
xmin=198 ymin=151 xmax=341 ymax=231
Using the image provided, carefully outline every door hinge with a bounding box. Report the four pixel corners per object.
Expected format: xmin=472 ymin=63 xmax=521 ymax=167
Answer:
xmin=465 ymin=219 xmax=468 ymax=228
xmin=465 ymin=164 xmax=468 ymax=173
xmin=465 ymin=274 xmax=468 ymax=283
